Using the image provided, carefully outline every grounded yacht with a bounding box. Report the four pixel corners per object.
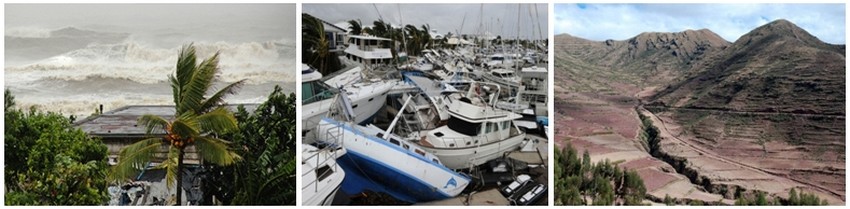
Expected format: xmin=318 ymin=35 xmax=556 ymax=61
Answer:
xmin=302 ymin=144 xmax=346 ymax=206
xmin=301 ymin=64 xmax=393 ymax=141
xmin=417 ymin=82 xmax=526 ymax=170
xmin=316 ymin=95 xmax=470 ymax=203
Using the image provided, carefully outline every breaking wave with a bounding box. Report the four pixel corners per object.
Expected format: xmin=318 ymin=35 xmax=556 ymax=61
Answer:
xmin=5 ymin=41 xmax=295 ymax=86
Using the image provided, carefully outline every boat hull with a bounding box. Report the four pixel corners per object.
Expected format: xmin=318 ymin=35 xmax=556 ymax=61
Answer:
xmin=302 ymin=145 xmax=346 ymax=206
xmin=302 ymin=83 xmax=391 ymax=142
xmin=421 ymin=134 xmax=526 ymax=170
xmin=317 ymin=118 xmax=470 ymax=203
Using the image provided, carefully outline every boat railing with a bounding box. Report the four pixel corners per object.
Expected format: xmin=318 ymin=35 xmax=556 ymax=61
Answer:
xmin=301 ymin=144 xmax=342 ymax=193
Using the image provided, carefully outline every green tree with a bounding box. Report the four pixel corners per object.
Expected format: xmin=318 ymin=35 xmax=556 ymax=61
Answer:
xmin=622 ymin=170 xmax=646 ymax=205
xmin=202 ymin=86 xmax=297 ymax=205
xmin=755 ymin=191 xmax=768 ymax=205
xmin=664 ymin=194 xmax=674 ymax=205
xmin=347 ymin=19 xmax=362 ymax=35
xmin=302 ymin=13 xmax=341 ymax=75
xmin=788 ymin=188 xmax=799 ymax=205
xmin=555 ymin=143 xmax=648 ymax=206
xmin=111 ymin=44 xmax=243 ymax=205
xmin=5 ymin=89 xmax=15 ymax=111
xmin=5 ymin=90 xmax=109 ymax=205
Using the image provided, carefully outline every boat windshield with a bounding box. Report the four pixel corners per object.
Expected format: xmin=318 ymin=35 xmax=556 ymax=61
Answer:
xmin=447 ymin=116 xmax=481 ymax=136
xmin=302 ymin=81 xmax=336 ymax=104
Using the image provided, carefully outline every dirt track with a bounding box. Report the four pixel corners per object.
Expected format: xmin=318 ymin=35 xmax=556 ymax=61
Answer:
xmin=640 ymin=107 xmax=845 ymax=205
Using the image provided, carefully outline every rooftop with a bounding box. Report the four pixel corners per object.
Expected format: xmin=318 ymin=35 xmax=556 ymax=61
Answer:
xmin=74 ymin=104 xmax=259 ymax=138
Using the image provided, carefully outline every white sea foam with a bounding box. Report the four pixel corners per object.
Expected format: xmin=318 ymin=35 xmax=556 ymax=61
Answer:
xmin=5 ymin=26 xmax=52 ymax=38
xmin=5 ymin=41 xmax=295 ymax=87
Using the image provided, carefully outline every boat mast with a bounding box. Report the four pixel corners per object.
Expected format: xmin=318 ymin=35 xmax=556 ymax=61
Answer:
xmin=384 ymin=96 xmax=413 ymax=140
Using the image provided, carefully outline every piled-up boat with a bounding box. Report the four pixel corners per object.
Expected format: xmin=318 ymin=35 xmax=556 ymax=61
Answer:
xmin=301 ymin=64 xmax=394 ymax=142
xmin=302 ymin=144 xmax=346 ymax=206
xmin=316 ymin=93 xmax=471 ymax=203
xmin=416 ymin=82 xmax=527 ymax=170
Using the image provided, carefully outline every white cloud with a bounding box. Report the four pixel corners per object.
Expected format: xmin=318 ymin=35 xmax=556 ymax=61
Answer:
xmin=555 ymin=4 xmax=845 ymax=44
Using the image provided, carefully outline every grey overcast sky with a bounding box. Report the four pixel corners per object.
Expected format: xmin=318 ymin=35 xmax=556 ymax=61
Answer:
xmin=304 ymin=4 xmax=548 ymax=40
xmin=6 ymin=4 xmax=296 ymax=43
xmin=555 ymin=4 xmax=845 ymax=44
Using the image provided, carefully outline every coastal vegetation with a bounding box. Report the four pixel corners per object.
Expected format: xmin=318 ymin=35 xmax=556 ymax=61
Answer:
xmin=201 ymin=85 xmax=297 ymax=205
xmin=110 ymin=44 xmax=243 ymax=205
xmin=5 ymin=90 xmax=110 ymax=205
xmin=302 ymin=13 xmax=342 ymax=75
xmin=554 ymin=143 xmax=647 ymax=205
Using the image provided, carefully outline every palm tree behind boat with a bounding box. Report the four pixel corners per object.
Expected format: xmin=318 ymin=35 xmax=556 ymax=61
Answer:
xmin=347 ymin=19 xmax=362 ymax=35
xmin=111 ymin=44 xmax=244 ymax=205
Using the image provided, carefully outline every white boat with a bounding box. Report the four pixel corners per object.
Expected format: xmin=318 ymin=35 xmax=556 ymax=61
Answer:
xmin=518 ymin=66 xmax=548 ymax=108
xmin=315 ymin=96 xmax=471 ymax=203
xmin=482 ymin=68 xmax=523 ymax=90
xmin=301 ymin=64 xmax=394 ymax=141
xmin=485 ymin=53 xmax=515 ymax=69
xmin=417 ymin=82 xmax=527 ymax=170
xmin=302 ymin=144 xmax=346 ymax=206
xmin=341 ymin=35 xmax=394 ymax=69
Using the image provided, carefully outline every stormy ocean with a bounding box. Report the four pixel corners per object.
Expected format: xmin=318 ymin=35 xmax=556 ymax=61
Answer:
xmin=4 ymin=4 xmax=295 ymax=117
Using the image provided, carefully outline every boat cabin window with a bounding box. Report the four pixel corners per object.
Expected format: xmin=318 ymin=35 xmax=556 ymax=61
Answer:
xmin=502 ymin=121 xmax=511 ymax=130
xmin=415 ymin=149 xmax=426 ymax=157
xmin=486 ymin=122 xmax=496 ymax=133
xmin=390 ymin=138 xmax=400 ymax=146
xmin=302 ymin=81 xmax=335 ymax=104
xmin=447 ymin=116 xmax=481 ymax=136
xmin=433 ymin=159 xmax=440 ymax=164
xmin=403 ymin=144 xmax=410 ymax=150
xmin=316 ymin=165 xmax=334 ymax=182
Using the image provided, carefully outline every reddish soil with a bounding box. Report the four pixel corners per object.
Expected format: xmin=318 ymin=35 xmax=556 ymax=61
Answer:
xmin=644 ymin=108 xmax=845 ymax=205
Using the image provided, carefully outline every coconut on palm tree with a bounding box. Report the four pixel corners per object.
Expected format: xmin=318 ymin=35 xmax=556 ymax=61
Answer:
xmin=111 ymin=44 xmax=244 ymax=205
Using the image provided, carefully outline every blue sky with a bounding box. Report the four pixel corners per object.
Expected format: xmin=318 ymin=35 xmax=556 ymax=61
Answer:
xmin=555 ymin=4 xmax=845 ymax=44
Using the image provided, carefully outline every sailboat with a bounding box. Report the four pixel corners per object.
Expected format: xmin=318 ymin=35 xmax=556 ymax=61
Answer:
xmin=315 ymin=91 xmax=471 ymax=203
xmin=302 ymin=144 xmax=346 ymax=206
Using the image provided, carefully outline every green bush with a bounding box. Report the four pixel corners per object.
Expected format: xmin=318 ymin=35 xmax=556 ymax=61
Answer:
xmin=5 ymin=89 xmax=109 ymax=205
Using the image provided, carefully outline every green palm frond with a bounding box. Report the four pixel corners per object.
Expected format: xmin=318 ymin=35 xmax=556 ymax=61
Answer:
xmin=194 ymin=136 xmax=240 ymax=166
xmin=138 ymin=114 xmax=169 ymax=135
xmin=178 ymin=52 xmax=219 ymax=114
xmin=256 ymin=159 xmax=295 ymax=196
xmin=348 ymin=19 xmax=362 ymax=35
xmin=171 ymin=117 xmax=200 ymax=139
xmin=169 ymin=75 xmax=181 ymax=107
xmin=176 ymin=44 xmax=197 ymax=90
xmin=195 ymin=107 xmax=238 ymax=134
xmin=199 ymin=79 xmax=246 ymax=113
xmin=154 ymin=146 xmax=180 ymax=189
xmin=110 ymin=138 xmax=163 ymax=182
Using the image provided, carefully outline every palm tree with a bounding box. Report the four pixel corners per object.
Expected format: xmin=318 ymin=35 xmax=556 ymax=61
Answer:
xmin=302 ymin=14 xmax=330 ymax=73
xmin=111 ymin=44 xmax=244 ymax=205
xmin=421 ymin=24 xmax=433 ymax=50
xmin=347 ymin=19 xmax=362 ymax=35
xmin=302 ymin=13 xmax=342 ymax=75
